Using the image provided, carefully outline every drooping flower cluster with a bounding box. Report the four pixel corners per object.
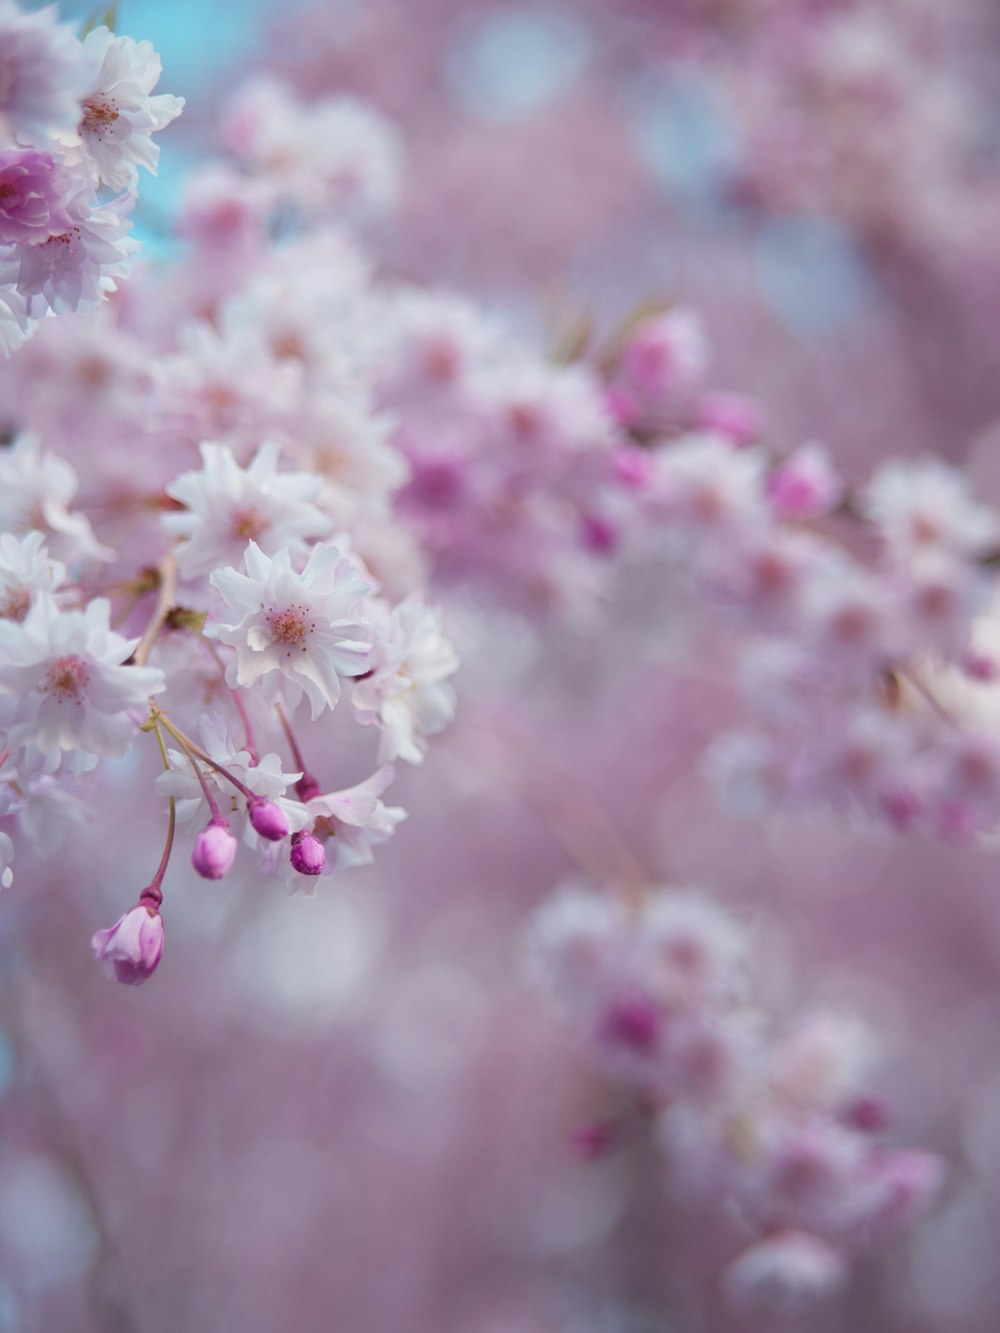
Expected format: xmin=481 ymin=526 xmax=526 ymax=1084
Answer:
xmin=529 ymin=883 xmax=945 ymax=1314
xmin=0 ymin=417 xmax=459 ymax=980
xmin=0 ymin=2 xmax=182 ymax=353
xmin=0 ymin=46 xmax=465 ymax=984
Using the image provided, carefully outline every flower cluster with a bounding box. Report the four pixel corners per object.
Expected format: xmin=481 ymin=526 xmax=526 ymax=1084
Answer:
xmin=529 ymin=883 xmax=945 ymax=1314
xmin=0 ymin=424 xmax=458 ymax=980
xmin=0 ymin=2 xmax=182 ymax=353
xmin=629 ymin=423 xmax=1000 ymax=838
xmin=0 ymin=54 xmax=463 ymax=983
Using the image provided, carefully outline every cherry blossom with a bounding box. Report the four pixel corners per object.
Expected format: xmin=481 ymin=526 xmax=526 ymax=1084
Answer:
xmin=0 ymin=433 xmax=110 ymax=565
xmin=352 ymin=597 xmax=459 ymax=765
xmin=0 ymin=529 xmax=64 ymax=623
xmin=3 ymin=186 xmax=137 ymax=317
xmin=165 ymin=440 xmax=331 ymax=579
xmin=0 ymin=593 xmax=164 ymax=773
xmin=0 ymin=0 xmax=89 ymax=142
xmin=75 ymin=26 xmax=184 ymax=193
xmin=207 ymin=541 xmax=372 ymax=719
xmin=91 ymin=900 xmax=164 ymax=985
xmin=299 ymin=765 xmax=406 ymax=878
xmin=0 ymin=147 xmax=69 ymax=244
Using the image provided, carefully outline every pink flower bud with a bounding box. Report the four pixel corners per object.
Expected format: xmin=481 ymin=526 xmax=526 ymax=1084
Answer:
xmin=290 ymin=829 xmax=326 ymax=876
xmin=880 ymin=786 xmax=923 ymax=830
xmin=572 ymin=1119 xmax=619 ymax=1160
xmin=612 ymin=444 xmax=653 ymax=490
xmin=963 ymin=651 xmax=999 ymax=682
xmin=619 ymin=308 xmax=708 ymax=404
xmin=843 ymin=1094 xmax=890 ymax=1133
xmin=92 ymin=904 xmax=164 ymax=986
xmin=601 ymin=995 xmax=661 ymax=1053
xmin=768 ymin=443 xmax=842 ymax=520
xmin=581 ymin=513 xmax=618 ymax=554
xmin=865 ymin=1149 xmax=945 ymax=1232
xmin=192 ymin=819 xmax=238 ymax=880
xmin=694 ymin=391 xmax=762 ymax=447
xmin=248 ymin=797 xmax=289 ymax=841
xmin=296 ymin=774 xmax=321 ymax=802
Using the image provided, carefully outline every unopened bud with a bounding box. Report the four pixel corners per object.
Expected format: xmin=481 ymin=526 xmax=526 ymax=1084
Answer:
xmin=92 ymin=903 xmax=164 ymax=986
xmin=192 ymin=819 xmax=237 ymax=879
xmin=248 ymin=797 xmax=289 ymax=841
xmin=290 ymin=828 xmax=325 ymax=876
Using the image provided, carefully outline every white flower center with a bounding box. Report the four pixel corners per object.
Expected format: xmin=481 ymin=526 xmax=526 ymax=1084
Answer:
xmin=230 ymin=505 xmax=268 ymax=542
xmin=44 ymin=655 xmax=90 ymax=702
xmin=0 ymin=586 xmax=30 ymax=623
xmin=83 ymin=94 xmax=120 ymax=139
xmin=267 ymin=605 xmax=314 ymax=653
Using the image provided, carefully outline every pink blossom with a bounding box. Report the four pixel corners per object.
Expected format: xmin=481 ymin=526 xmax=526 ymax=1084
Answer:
xmin=290 ymin=828 xmax=325 ymax=876
xmin=76 ymin=26 xmax=184 ymax=193
xmin=0 ymin=0 xmax=89 ymax=142
xmin=0 ymin=147 xmax=68 ymax=244
xmin=247 ymin=797 xmax=289 ymax=842
xmin=768 ymin=441 xmax=843 ymax=520
xmin=192 ymin=820 xmax=238 ymax=880
xmin=91 ymin=902 xmax=164 ymax=985
xmin=3 ymin=188 xmax=137 ymax=317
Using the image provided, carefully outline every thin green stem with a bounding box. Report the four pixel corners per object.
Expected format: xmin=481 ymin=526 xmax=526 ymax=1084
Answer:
xmin=148 ymin=723 xmax=176 ymax=894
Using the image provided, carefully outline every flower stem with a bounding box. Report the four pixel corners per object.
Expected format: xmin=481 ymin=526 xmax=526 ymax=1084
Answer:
xmin=176 ymin=735 xmax=226 ymax=824
xmin=132 ymin=552 xmax=178 ymax=667
xmin=153 ymin=710 xmax=256 ymax=801
xmin=148 ymin=722 xmax=176 ymax=898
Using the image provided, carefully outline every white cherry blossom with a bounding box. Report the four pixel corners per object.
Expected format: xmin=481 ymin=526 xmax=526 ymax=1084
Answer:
xmin=0 ymin=0 xmax=89 ymax=142
xmin=164 ymin=440 xmax=331 ymax=579
xmin=0 ymin=529 xmax=64 ymax=623
xmin=863 ymin=458 xmax=999 ymax=559
xmin=208 ymin=540 xmax=371 ymax=720
xmin=299 ymin=765 xmax=406 ymax=881
xmin=0 ymin=434 xmax=111 ymax=565
xmin=75 ymin=26 xmax=184 ymax=193
xmin=353 ymin=596 xmax=458 ymax=764
xmin=0 ymin=592 xmax=164 ymax=773
xmin=0 ymin=188 xmax=137 ymax=318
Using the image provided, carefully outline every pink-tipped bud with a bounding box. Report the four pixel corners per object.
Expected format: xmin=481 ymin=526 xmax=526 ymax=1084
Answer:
xmin=843 ymin=1094 xmax=890 ymax=1133
xmin=602 ymin=996 xmax=661 ymax=1053
xmin=572 ymin=1119 xmax=619 ymax=1160
xmin=248 ymin=797 xmax=289 ymax=841
xmin=880 ymin=786 xmax=923 ymax=831
xmin=92 ymin=903 xmax=164 ymax=986
xmin=865 ymin=1149 xmax=946 ymax=1233
xmin=290 ymin=829 xmax=325 ymax=876
xmin=192 ymin=820 xmax=237 ymax=880
xmin=619 ymin=308 xmax=708 ymax=404
xmin=964 ymin=651 xmax=999 ymax=682
xmin=767 ymin=442 xmax=842 ymax=520
xmin=694 ymin=391 xmax=762 ymax=447
xmin=612 ymin=444 xmax=654 ymax=491
xmin=296 ymin=774 xmax=321 ymax=803
xmin=581 ymin=513 xmax=618 ymax=554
